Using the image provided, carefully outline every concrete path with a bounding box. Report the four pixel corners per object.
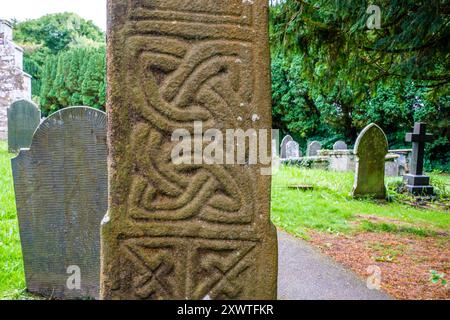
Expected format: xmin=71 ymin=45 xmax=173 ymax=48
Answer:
xmin=278 ymin=230 xmax=391 ymax=300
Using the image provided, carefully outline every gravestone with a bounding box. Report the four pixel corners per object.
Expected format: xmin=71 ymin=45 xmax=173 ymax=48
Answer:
xmin=333 ymin=140 xmax=348 ymax=150
xmin=389 ymin=149 xmax=412 ymax=175
xmin=318 ymin=149 xmax=356 ymax=172
xmin=7 ymin=99 xmax=40 ymax=153
xmin=102 ymin=0 xmax=278 ymax=300
xmin=352 ymin=124 xmax=388 ymax=199
xmin=272 ymin=130 xmax=280 ymax=158
xmin=307 ymin=141 xmax=321 ymax=157
xmin=385 ymin=154 xmax=400 ymax=177
xmin=280 ymin=135 xmax=293 ymax=159
xmin=12 ymin=107 xmax=107 ymax=299
xmin=272 ymin=138 xmax=278 ymax=158
xmin=285 ymin=140 xmax=300 ymax=158
xmin=404 ymin=123 xmax=434 ymax=195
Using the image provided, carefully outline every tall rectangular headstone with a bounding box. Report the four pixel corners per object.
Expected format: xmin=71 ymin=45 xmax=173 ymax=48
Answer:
xmin=7 ymin=99 xmax=40 ymax=153
xmin=12 ymin=107 xmax=107 ymax=299
xmin=102 ymin=0 xmax=278 ymax=300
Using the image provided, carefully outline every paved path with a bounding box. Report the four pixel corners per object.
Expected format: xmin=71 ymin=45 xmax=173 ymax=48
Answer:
xmin=278 ymin=230 xmax=391 ymax=300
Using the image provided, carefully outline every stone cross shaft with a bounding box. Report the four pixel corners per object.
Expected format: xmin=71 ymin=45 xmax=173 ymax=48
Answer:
xmin=102 ymin=0 xmax=278 ymax=300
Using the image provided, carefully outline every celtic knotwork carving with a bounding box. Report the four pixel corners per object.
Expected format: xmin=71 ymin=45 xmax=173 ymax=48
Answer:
xmin=120 ymin=237 xmax=257 ymax=300
xmin=125 ymin=35 xmax=257 ymax=224
xmin=126 ymin=37 xmax=255 ymax=131
xmin=190 ymin=240 xmax=256 ymax=299
xmin=121 ymin=239 xmax=183 ymax=299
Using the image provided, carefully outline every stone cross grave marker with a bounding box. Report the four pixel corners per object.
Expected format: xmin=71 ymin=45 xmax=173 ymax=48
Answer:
xmin=307 ymin=141 xmax=321 ymax=157
xmin=352 ymin=124 xmax=388 ymax=199
xmin=404 ymin=122 xmax=434 ymax=195
xmin=7 ymin=99 xmax=40 ymax=153
xmin=12 ymin=107 xmax=107 ymax=299
xmin=102 ymin=0 xmax=278 ymax=300
xmin=285 ymin=140 xmax=300 ymax=158
xmin=280 ymin=135 xmax=293 ymax=159
xmin=333 ymin=140 xmax=348 ymax=150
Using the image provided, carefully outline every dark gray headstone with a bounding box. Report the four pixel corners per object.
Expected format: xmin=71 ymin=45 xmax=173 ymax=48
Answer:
xmin=272 ymin=138 xmax=279 ymax=158
xmin=11 ymin=107 xmax=107 ymax=299
xmin=280 ymin=135 xmax=293 ymax=159
xmin=333 ymin=140 xmax=348 ymax=150
xmin=7 ymin=99 xmax=41 ymax=153
xmin=272 ymin=130 xmax=281 ymax=158
xmin=307 ymin=141 xmax=322 ymax=157
xmin=404 ymin=123 xmax=434 ymax=195
xmin=352 ymin=124 xmax=388 ymax=199
xmin=285 ymin=140 xmax=300 ymax=158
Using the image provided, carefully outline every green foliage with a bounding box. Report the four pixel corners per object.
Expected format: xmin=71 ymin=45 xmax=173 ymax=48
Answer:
xmin=271 ymin=51 xmax=450 ymax=162
xmin=12 ymin=13 xmax=106 ymax=115
xmin=22 ymin=46 xmax=50 ymax=96
xmin=270 ymin=0 xmax=449 ymax=94
xmin=269 ymin=1 xmax=449 ymax=170
xmin=271 ymin=54 xmax=327 ymax=146
xmin=13 ymin=13 xmax=104 ymax=53
xmin=430 ymin=270 xmax=447 ymax=286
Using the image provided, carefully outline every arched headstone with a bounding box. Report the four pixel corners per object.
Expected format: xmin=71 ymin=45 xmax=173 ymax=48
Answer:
xmin=307 ymin=141 xmax=322 ymax=157
xmin=11 ymin=107 xmax=107 ymax=299
xmin=333 ymin=140 xmax=348 ymax=150
xmin=7 ymin=99 xmax=40 ymax=153
xmin=280 ymin=135 xmax=293 ymax=159
xmin=352 ymin=124 xmax=388 ymax=199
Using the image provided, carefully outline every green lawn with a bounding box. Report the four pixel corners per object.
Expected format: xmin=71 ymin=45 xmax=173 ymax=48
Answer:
xmin=0 ymin=140 xmax=448 ymax=299
xmin=271 ymin=165 xmax=450 ymax=239
xmin=0 ymin=141 xmax=28 ymax=299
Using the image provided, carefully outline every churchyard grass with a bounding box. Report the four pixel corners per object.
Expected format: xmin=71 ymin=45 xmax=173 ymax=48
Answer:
xmin=0 ymin=141 xmax=30 ymax=299
xmin=272 ymin=165 xmax=449 ymax=239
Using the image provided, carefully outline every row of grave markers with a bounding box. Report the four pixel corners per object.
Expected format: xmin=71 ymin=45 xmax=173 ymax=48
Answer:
xmin=280 ymin=138 xmax=348 ymax=159
xmin=279 ymin=126 xmax=387 ymax=198
xmin=279 ymin=123 xmax=435 ymax=198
